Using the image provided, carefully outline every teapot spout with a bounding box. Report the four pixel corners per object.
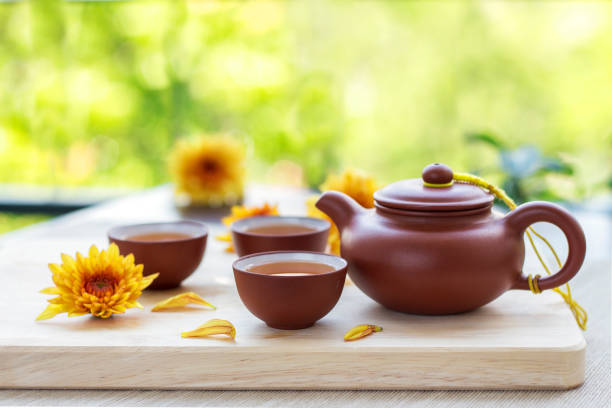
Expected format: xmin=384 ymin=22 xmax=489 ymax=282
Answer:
xmin=315 ymin=191 xmax=365 ymax=233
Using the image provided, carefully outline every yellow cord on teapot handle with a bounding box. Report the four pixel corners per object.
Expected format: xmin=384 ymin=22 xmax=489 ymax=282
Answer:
xmin=452 ymin=172 xmax=587 ymax=330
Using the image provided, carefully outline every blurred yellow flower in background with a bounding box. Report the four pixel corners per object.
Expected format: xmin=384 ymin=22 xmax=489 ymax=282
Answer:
xmin=169 ymin=135 xmax=245 ymax=207
xmin=307 ymin=168 xmax=379 ymax=255
xmin=217 ymin=202 xmax=280 ymax=252
xmin=37 ymin=244 xmax=158 ymax=320
xmin=320 ymin=168 xmax=378 ymax=208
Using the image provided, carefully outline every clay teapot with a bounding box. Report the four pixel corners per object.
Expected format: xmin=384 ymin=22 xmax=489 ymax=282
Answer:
xmin=315 ymin=163 xmax=586 ymax=314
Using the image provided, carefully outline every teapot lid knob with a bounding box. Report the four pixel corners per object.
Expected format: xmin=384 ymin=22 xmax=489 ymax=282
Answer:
xmin=422 ymin=163 xmax=453 ymax=187
xmin=374 ymin=162 xmax=493 ymax=210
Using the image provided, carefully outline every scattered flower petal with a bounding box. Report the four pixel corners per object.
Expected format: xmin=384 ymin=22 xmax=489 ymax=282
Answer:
xmin=344 ymin=324 xmax=383 ymax=341
xmin=181 ymin=319 xmax=236 ymax=340
xmin=152 ymin=292 xmax=216 ymax=312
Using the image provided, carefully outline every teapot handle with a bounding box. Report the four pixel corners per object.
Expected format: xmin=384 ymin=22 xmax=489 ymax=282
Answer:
xmin=504 ymin=201 xmax=586 ymax=292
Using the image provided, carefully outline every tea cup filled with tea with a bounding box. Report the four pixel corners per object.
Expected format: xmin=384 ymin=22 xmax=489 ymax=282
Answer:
xmin=230 ymin=216 xmax=330 ymax=256
xmin=233 ymin=251 xmax=348 ymax=329
xmin=108 ymin=221 xmax=208 ymax=289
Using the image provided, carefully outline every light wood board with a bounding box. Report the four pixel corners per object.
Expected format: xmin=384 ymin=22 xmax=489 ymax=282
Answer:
xmin=0 ymin=235 xmax=585 ymax=390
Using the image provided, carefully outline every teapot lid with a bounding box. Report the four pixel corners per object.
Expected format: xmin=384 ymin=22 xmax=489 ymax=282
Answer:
xmin=373 ymin=163 xmax=494 ymax=212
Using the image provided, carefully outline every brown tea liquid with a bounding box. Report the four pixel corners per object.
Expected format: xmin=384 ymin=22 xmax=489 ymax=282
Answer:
xmin=246 ymin=261 xmax=335 ymax=276
xmin=127 ymin=232 xmax=193 ymax=242
xmin=246 ymin=224 xmax=317 ymax=235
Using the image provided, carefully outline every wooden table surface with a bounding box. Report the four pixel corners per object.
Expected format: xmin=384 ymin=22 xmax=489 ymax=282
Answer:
xmin=0 ymin=185 xmax=610 ymax=407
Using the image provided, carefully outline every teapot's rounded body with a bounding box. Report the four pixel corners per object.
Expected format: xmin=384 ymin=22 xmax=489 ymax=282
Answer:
xmin=341 ymin=207 xmax=524 ymax=314
xmin=316 ymin=163 xmax=586 ymax=315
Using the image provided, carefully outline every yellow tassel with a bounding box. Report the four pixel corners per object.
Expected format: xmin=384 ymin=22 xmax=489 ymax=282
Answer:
xmin=527 ymin=274 xmax=542 ymax=294
xmin=453 ymin=172 xmax=587 ymax=330
xmin=423 ymin=180 xmax=454 ymax=188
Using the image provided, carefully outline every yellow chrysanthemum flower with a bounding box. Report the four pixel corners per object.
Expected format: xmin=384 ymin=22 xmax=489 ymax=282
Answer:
xmin=37 ymin=244 xmax=158 ymax=320
xmin=169 ymin=135 xmax=245 ymax=206
xmin=217 ymin=203 xmax=280 ymax=252
xmin=319 ymin=168 xmax=378 ymax=208
xmin=307 ymin=168 xmax=379 ymax=255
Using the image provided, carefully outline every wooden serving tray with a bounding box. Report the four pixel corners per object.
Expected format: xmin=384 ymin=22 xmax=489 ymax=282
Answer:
xmin=0 ymin=237 xmax=584 ymax=390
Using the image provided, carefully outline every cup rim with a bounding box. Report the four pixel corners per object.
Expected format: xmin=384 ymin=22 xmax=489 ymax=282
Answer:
xmin=107 ymin=220 xmax=208 ymax=243
xmin=232 ymin=250 xmax=347 ymax=278
xmin=230 ymin=216 xmax=330 ymax=238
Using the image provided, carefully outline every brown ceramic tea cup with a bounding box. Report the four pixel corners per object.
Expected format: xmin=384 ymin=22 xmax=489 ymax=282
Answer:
xmin=108 ymin=221 xmax=208 ymax=289
xmin=233 ymin=251 xmax=348 ymax=329
xmin=230 ymin=216 xmax=330 ymax=256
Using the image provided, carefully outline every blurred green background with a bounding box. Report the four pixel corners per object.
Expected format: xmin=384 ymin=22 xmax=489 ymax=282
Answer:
xmin=1 ymin=0 xmax=611 ymax=233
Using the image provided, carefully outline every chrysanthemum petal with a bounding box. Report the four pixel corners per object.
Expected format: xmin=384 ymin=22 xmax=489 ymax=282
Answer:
xmin=36 ymin=304 xmax=66 ymax=321
xmin=60 ymin=253 xmax=77 ymax=268
xmin=40 ymin=287 xmax=62 ymax=295
xmin=123 ymin=253 xmax=135 ymax=267
xmin=134 ymin=263 xmax=144 ymax=276
xmin=152 ymin=292 xmax=216 ymax=312
xmin=97 ymin=310 xmax=113 ymax=319
xmin=139 ymin=272 xmax=159 ymax=290
xmin=76 ymin=251 xmax=93 ymax=276
xmin=88 ymin=245 xmax=99 ymax=259
xmin=110 ymin=305 xmax=126 ymax=314
xmin=344 ymin=324 xmax=383 ymax=341
xmin=107 ymin=243 xmax=120 ymax=257
xmin=216 ymin=233 xmax=231 ymax=242
xmin=48 ymin=263 xmax=65 ymax=276
xmin=181 ymin=319 xmax=236 ymax=339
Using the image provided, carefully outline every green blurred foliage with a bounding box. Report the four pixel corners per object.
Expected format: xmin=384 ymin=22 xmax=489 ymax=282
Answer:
xmin=0 ymin=0 xmax=611 ymax=199
xmin=466 ymin=132 xmax=575 ymax=204
xmin=0 ymin=212 xmax=49 ymax=234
